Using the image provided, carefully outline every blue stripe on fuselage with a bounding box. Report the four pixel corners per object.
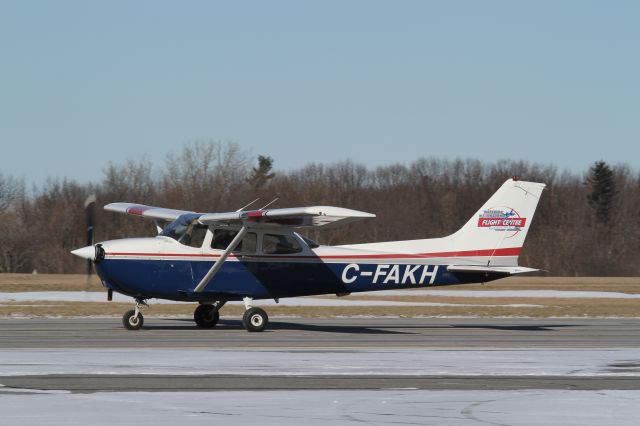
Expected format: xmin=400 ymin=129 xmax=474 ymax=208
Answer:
xmin=94 ymin=258 xmax=489 ymax=302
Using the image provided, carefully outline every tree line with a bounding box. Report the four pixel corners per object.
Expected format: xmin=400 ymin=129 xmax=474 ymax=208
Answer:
xmin=0 ymin=141 xmax=638 ymax=276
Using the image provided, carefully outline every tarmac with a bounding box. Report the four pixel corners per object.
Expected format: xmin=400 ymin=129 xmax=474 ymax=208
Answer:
xmin=2 ymin=316 xmax=640 ymax=348
xmin=1 ymin=317 xmax=640 ymax=392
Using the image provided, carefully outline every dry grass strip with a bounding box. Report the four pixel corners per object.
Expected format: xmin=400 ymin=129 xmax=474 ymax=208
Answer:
xmin=1 ymin=298 xmax=639 ymax=318
xmin=0 ymin=274 xmax=104 ymax=292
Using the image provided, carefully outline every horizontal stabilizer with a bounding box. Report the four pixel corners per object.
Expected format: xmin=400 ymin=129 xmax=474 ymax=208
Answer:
xmin=447 ymin=265 xmax=540 ymax=275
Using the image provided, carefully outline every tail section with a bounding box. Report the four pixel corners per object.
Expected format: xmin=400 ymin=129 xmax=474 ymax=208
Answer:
xmin=446 ymin=178 xmax=546 ymax=267
xmin=337 ymin=178 xmax=545 ymax=270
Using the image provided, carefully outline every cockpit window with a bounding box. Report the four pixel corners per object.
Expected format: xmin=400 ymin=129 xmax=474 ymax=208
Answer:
xmin=299 ymin=234 xmax=320 ymax=249
xmin=183 ymin=224 xmax=208 ymax=248
xmin=211 ymin=229 xmax=257 ymax=254
xmin=160 ymin=213 xmax=206 ymax=247
xmin=262 ymin=234 xmax=302 ymax=254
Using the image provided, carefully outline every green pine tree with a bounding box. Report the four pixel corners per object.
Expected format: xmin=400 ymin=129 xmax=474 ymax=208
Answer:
xmin=248 ymin=155 xmax=275 ymax=189
xmin=586 ymin=160 xmax=617 ymax=225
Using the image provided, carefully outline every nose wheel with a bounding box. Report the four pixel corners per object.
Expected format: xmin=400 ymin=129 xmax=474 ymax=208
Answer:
xmin=123 ymin=309 xmax=143 ymax=330
xmin=122 ymin=299 xmax=146 ymax=330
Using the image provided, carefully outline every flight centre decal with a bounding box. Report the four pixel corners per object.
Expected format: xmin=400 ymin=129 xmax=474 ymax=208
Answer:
xmin=477 ymin=206 xmax=526 ymax=233
xmin=341 ymin=263 xmax=439 ymax=285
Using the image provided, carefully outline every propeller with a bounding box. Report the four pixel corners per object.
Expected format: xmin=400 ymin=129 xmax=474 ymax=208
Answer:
xmin=84 ymin=195 xmax=96 ymax=275
xmin=74 ymin=195 xmax=111 ymax=300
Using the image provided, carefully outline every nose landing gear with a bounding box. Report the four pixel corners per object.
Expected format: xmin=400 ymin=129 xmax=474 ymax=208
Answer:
xmin=122 ymin=299 xmax=147 ymax=330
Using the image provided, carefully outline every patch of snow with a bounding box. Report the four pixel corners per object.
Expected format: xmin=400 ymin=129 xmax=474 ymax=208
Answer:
xmin=0 ymin=389 xmax=638 ymax=426
xmin=0 ymin=348 xmax=638 ymax=377
xmin=358 ymin=289 xmax=640 ymax=299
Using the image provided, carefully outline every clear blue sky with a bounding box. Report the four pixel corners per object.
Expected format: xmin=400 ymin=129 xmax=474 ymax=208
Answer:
xmin=1 ymin=0 xmax=638 ymax=185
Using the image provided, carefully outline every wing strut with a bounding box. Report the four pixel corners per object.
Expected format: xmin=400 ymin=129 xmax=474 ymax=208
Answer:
xmin=193 ymin=226 xmax=248 ymax=293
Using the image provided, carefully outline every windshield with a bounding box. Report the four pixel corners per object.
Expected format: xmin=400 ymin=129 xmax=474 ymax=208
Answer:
xmin=160 ymin=213 xmax=203 ymax=242
xmin=298 ymin=234 xmax=320 ymax=249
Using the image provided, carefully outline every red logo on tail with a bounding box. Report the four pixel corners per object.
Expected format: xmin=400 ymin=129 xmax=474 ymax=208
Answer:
xmin=477 ymin=208 xmax=527 ymax=231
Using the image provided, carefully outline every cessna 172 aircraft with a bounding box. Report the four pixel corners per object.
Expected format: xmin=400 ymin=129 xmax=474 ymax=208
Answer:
xmin=71 ymin=177 xmax=545 ymax=332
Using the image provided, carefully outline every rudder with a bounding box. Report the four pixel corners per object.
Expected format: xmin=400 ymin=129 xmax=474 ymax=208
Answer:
xmin=446 ymin=178 xmax=546 ymax=267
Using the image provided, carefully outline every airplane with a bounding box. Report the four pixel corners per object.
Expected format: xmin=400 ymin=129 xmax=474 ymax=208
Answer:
xmin=71 ymin=177 xmax=546 ymax=332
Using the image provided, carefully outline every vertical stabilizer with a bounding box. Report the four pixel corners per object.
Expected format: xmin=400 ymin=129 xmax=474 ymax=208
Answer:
xmin=447 ymin=178 xmax=546 ymax=266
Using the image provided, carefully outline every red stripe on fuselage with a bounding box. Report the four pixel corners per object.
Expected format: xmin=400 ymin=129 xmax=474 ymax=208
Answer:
xmin=105 ymin=247 xmax=522 ymax=260
xmin=318 ymin=247 xmax=521 ymax=259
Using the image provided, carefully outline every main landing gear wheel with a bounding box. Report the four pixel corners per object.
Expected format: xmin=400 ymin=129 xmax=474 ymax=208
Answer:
xmin=122 ymin=309 xmax=144 ymax=330
xmin=242 ymin=307 xmax=268 ymax=332
xmin=194 ymin=304 xmax=220 ymax=328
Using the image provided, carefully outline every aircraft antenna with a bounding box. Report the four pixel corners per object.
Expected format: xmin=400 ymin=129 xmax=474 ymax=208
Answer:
xmin=236 ymin=198 xmax=260 ymax=212
xmin=259 ymin=198 xmax=279 ymax=210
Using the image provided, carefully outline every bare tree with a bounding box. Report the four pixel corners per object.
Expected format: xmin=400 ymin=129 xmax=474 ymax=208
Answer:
xmin=0 ymin=174 xmax=30 ymax=272
xmin=163 ymin=140 xmax=251 ymax=211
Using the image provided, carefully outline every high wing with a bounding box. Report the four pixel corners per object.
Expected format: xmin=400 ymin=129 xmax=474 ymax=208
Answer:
xmin=104 ymin=203 xmax=197 ymax=221
xmin=105 ymin=203 xmax=375 ymax=229
xmin=198 ymin=206 xmax=375 ymax=229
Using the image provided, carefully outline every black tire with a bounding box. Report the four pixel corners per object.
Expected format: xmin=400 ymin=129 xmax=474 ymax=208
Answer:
xmin=122 ymin=309 xmax=144 ymax=330
xmin=194 ymin=304 xmax=220 ymax=328
xmin=242 ymin=307 xmax=268 ymax=332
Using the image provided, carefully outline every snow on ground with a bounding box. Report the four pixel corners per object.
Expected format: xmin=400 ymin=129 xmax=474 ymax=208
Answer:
xmin=0 ymin=292 xmax=542 ymax=307
xmin=1 ymin=348 xmax=639 ymax=377
xmin=370 ymin=289 xmax=640 ymax=298
xmin=2 ymin=289 xmax=639 ymax=307
xmin=0 ymin=389 xmax=638 ymax=426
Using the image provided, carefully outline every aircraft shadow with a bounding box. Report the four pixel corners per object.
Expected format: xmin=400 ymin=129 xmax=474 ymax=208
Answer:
xmin=265 ymin=320 xmax=412 ymax=335
xmin=147 ymin=318 xmax=413 ymax=334
xmin=446 ymin=324 xmax=584 ymax=332
xmin=144 ymin=319 xmax=584 ymax=333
